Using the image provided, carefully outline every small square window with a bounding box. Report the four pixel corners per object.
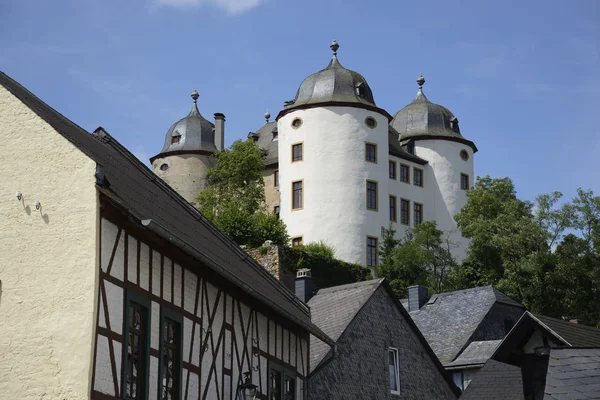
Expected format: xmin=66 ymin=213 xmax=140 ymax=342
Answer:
xmin=292 ymin=143 xmax=303 ymax=162
xmin=400 ymin=164 xmax=410 ymax=183
xmin=274 ymin=170 xmax=279 ymax=187
xmin=366 ymin=181 xmax=378 ymax=211
xmin=365 ymin=143 xmax=377 ymax=163
xmin=291 ymin=237 xmax=303 ymax=247
xmin=414 ymin=168 xmax=423 ymax=187
xmin=389 ymin=161 xmax=396 ymax=179
xmin=461 ymin=173 xmax=469 ymax=190
xmin=367 ymin=237 xmax=378 ymax=267
xmin=389 ymin=348 xmax=400 ymax=394
xmin=171 ymin=135 xmax=181 ymax=144
xmin=274 ymin=205 xmax=280 ymax=218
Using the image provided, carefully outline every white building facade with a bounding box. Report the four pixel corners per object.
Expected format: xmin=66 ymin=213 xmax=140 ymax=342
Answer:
xmin=152 ymin=41 xmax=477 ymax=267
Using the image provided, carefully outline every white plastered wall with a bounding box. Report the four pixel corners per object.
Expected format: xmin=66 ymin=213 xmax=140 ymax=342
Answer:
xmin=413 ymin=139 xmax=474 ymax=262
xmin=278 ymin=106 xmax=389 ymax=265
xmin=0 ymin=85 xmax=99 ymax=399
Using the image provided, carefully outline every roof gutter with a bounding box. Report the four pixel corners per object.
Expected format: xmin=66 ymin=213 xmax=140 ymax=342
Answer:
xmin=139 ymin=217 xmax=335 ymax=348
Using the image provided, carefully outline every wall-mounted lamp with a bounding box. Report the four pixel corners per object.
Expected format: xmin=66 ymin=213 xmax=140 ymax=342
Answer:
xmin=16 ymin=191 xmax=22 ymax=201
xmin=33 ymin=200 xmax=41 ymax=210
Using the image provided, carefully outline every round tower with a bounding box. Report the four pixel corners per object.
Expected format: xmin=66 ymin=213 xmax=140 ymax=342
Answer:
xmin=277 ymin=41 xmax=391 ymax=266
xmin=391 ymin=76 xmax=477 ymax=261
xmin=150 ymin=90 xmax=225 ymax=205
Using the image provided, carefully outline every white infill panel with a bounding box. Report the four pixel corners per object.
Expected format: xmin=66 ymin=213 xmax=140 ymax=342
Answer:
xmin=174 ymin=263 xmax=183 ymax=307
xmin=94 ymin=335 xmax=114 ymax=395
xmin=290 ymin=332 xmax=296 ymax=367
xmin=224 ymin=328 xmax=232 ymax=370
xmin=163 ymin=257 xmax=172 ymax=302
xmin=225 ymin=294 xmax=233 ymax=325
xmin=183 ymin=317 xmax=193 ymax=364
xmin=104 ymin=280 xmax=123 ymax=335
xmin=149 ymin=355 xmax=158 ymax=400
xmin=269 ymin=320 xmax=276 ymax=356
xmin=151 ymin=251 xmax=161 ymax=296
xmin=283 ymin=328 xmax=289 ymax=364
xmin=98 ymin=290 xmax=107 ymax=329
xmin=151 ymin=301 xmax=160 ymax=350
xmin=139 ymin=242 xmax=150 ymax=291
xmin=184 ymin=269 xmax=197 ymax=314
xmin=223 ymin=374 xmax=231 ymax=400
xmin=257 ymin=312 xmax=268 ymax=353
xmin=191 ymin=321 xmax=201 ymax=366
xmin=113 ymin=340 xmax=122 ymax=395
xmin=101 ymin=219 xmax=119 ymax=272
xmin=127 ymin=235 xmax=138 ymax=283
xmin=110 ymin=225 xmax=126 ymax=281
xmin=187 ymin=372 xmax=199 ymax=400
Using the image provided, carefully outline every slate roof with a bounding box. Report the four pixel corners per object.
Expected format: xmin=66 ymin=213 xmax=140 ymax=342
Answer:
xmin=403 ymin=286 xmax=524 ymax=365
xmin=446 ymin=340 xmax=502 ymax=369
xmin=0 ymin=71 xmax=332 ymax=345
xmin=459 ymin=359 xmax=524 ymax=400
xmin=493 ymin=312 xmax=600 ymax=362
xmin=535 ymin=315 xmax=600 ymax=347
xmin=307 ymin=279 xmax=383 ymax=371
xmin=544 ymin=348 xmax=600 ymax=399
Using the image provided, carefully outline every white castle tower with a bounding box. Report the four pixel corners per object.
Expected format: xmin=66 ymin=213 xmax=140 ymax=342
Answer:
xmin=277 ymin=41 xmax=392 ymax=265
xmin=391 ymin=75 xmax=477 ymax=261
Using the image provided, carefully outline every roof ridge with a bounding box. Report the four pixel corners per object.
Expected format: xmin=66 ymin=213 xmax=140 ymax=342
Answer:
xmin=536 ymin=314 xmax=600 ymax=333
xmin=313 ymin=278 xmax=383 ymax=295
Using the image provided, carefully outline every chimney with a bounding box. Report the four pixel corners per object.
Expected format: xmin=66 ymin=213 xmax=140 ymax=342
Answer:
xmin=408 ymin=285 xmax=428 ymax=312
xmin=295 ymin=269 xmax=314 ymax=303
xmin=214 ymin=113 xmax=225 ymax=151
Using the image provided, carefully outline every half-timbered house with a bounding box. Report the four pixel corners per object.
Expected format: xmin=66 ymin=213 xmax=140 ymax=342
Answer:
xmin=0 ymin=72 xmax=333 ymax=400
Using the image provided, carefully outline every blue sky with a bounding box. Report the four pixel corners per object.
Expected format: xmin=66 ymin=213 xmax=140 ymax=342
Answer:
xmin=1 ymin=0 xmax=598 ymax=204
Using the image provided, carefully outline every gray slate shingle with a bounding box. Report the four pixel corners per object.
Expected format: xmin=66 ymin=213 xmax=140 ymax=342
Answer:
xmin=404 ymin=286 xmax=522 ymax=364
xmin=544 ymin=348 xmax=600 ymax=399
xmin=446 ymin=340 xmax=502 ymax=368
xmin=459 ymin=359 xmax=524 ymax=400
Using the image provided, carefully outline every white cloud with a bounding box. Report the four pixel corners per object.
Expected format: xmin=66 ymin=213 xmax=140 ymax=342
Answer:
xmin=153 ymin=0 xmax=265 ymax=14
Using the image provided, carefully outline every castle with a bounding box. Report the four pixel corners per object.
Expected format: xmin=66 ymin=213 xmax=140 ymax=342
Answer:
xmin=150 ymin=41 xmax=477 ymax=266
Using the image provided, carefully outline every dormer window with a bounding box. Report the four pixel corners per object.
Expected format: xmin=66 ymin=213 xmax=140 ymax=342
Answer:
xmin=450 ymin=117 xmax=460 ymax=133
xmin=355 ymin=82 xmax=366 ymax=98
xmin=406 ymin=141 xmax=415 ymax=155
xmin=272 ymin=128 xmax=278 ymax=141
xmin=171 ymin=135 xmax=181 ymax=144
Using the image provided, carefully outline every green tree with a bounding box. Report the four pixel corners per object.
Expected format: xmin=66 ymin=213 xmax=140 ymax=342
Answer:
xmin=197 ymin=140 xmax=289 ymax=247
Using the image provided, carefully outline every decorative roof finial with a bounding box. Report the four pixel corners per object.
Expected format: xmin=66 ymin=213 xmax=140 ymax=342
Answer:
xmin=416 ymin=74 xmax=425 ymax=90
xmin=264 ymin=110 xmax=271 ymax=122
xmin=191 ymin=89 xmax=199 ymax=103
xmin=330 ymin=40 xmax=339 ymax=55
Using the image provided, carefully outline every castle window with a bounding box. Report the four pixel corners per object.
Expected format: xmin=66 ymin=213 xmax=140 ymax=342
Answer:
xmin=366 ymin=181 xmax=378 ymax=211
xmin=460 ymin=149 xmax=469 ymax=161
xmin=401 ymin=199 xmax=410 ymax=225
xmin=291 ymin=236 xmax=303 ymax=247
xmin=160 ymin=309 xmax=182 ymax=400
xmin=365 ymin=143 xmax=377 ymax=163
xmin=450 ymin=117 xmax=460 ymax=133
xmin=400 ymin=164 xmax=410 ymax=183
xmin=389 ymin=161 xmax=396 ymax=179
xmin=414 ymin=203 xmax=423 ymax=226
xmin=389 ymin=348 xmax=400 ymax=395
xmin=461 ymin=173 xmax=469 ymax=190
xmin=123 ymin=293 xmax=150 ymax=400
xmin=356 ymin=82 xmax=366 ymax=98
xmin=274 ymin=205 xmax=280 ymax=218
xmin=291 ymin=118 xmax=303 ymax=129
xmin=171 ymin=135 xmax=181 ymax=144
xmin=389 ymin=195 xmax=397 ymax=222
xmin=292 ymin=143 xmax=303 ymax=162
xmin=367 ymin=236 xmax=378 ymax=267
xmin=414 ymin=168 xmax=423 ymax=187
xmin=160 ymin=163 xmax=169 ymax=171
xmin=274 ymin=170 xmax=279 ymax=187
xmin=406 ymin=142 xmax=415 ymax=154
xmin=365 ymin=116 xmax=377 ymax=129
xmin=292 ymin=181 xmax=303 ymax=210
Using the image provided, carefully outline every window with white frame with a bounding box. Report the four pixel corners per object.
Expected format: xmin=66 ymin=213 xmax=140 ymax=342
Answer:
xmin=389 ymin=347 xmax=400 ymax=395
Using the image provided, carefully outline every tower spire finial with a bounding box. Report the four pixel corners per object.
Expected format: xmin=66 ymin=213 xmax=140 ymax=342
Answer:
xmin=191 ymin=89 xmax=199 ymax=103
xmin=330 ymin=40 xmax=339 ymax=55
xmin=416 ymin=74 xmax=425 ymax=90
xmin=264 ymin=109 xmax=271 ymax=122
